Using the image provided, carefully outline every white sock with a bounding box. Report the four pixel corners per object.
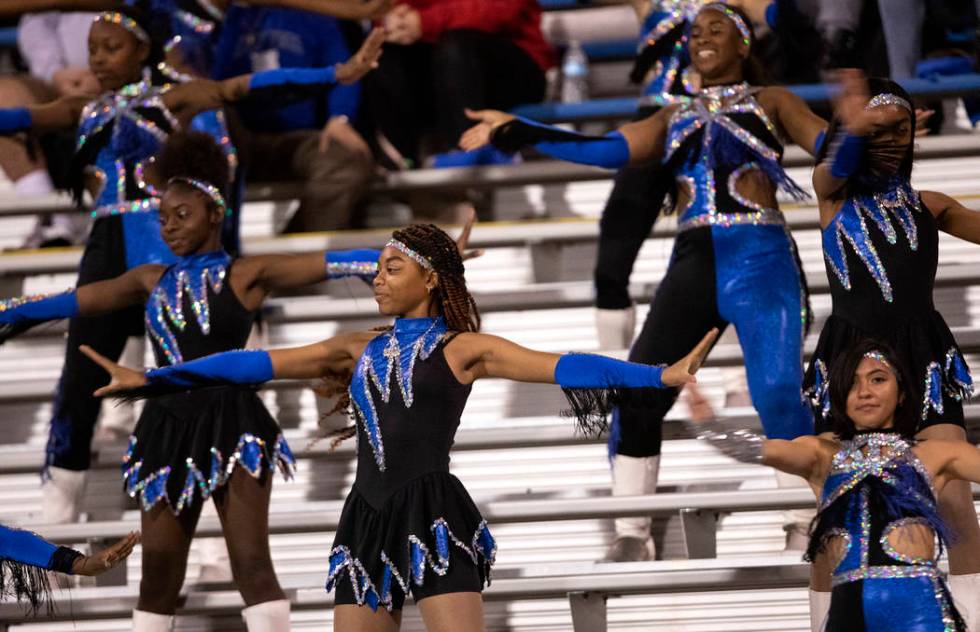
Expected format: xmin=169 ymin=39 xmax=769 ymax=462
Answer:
xmin=948 ymin=573 xmax=980 ymax=631
xmin=809 ymin=589 xmax=831 ymax=631
xmin=13 ymin=169 xmax=53 ymax=195
xmin=132 ymin=609 xmax=174 ymax=632
xmin=612 ymin=454 xmax=660 ymax=544
xmin=41 ymin=466 xmax=87 ymax=524
xmin=241 ymin=599 xmax=291 ymax=631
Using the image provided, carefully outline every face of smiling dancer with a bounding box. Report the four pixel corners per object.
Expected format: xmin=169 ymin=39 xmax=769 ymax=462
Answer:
xmin=88 ymin=20 xmax=149 ymax=92
xmin=689 ymin=8 xmax=747 ymax=85
xmin=159 ymin=185 xmax=224 ymax=257
xmin=845 ymin=357 xmax=905 ymax=432
xmin=373 ymin=247 xmax=437 ymax=318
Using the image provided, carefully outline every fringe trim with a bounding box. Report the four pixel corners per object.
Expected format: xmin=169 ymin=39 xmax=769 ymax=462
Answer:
xmin=0 ymin=558 xmax=54 ymax=615
xmin=560 ymin=387 xmax=665 ymax=438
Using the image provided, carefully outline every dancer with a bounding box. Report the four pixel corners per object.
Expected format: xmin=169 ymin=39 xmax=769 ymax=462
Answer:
xmin=1 ymin=525 xmax=137 ymax=613
xmin=803 ymin=72 xmax=980 ymax=628
xmin=462 ymin=3 xmax=828 ymax=561
xmin=0 ymin=129 xmax=477 ymax=631
xmin=0 ymin=7 xmax=384 ymax=525
xmin=694 ymin=339 xmax=979 ymax=630
xmin=82 ymin=221 xmax=718 ymax=631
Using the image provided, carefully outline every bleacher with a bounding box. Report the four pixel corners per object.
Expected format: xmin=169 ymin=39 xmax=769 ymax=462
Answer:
xmin=1 ymin=1 xmax=980 ymax=630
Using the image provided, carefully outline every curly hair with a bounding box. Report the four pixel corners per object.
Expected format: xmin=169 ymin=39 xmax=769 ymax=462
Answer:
xmin=154 ymin=131 xmax=230 ymax=212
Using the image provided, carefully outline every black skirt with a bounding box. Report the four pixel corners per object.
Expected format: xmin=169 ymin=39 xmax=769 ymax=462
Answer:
xmin=122 ymin=386 xmax=295 ymax=514
xmin=804 ymin=311 xmax=973 ymax=432
xmin=325 ymin=471 xmax=496 ymax=611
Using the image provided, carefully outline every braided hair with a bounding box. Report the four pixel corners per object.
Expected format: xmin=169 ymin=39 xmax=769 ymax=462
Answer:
xmin=318 ymin=223 xmax=480 ymax=447
xmin=391 ymin=223 xmax=480 ymax=333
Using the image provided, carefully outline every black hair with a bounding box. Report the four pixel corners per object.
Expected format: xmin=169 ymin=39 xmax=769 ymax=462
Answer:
xmin=814 ymin=77 xmax=915 ymax=197
xmin=827 ymin=339 xmax=919 ymax=440
xmin=155 ymin=131 xmax=230 ymax=212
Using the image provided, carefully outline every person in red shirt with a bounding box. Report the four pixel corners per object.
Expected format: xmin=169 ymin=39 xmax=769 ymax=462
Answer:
xmin=368 ymin=0 xmax=555 ymax=168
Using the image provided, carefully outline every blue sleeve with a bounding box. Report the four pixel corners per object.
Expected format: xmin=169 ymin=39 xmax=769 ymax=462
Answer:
xmin=555 ymin=354 xmax=664 ymax=389
xmin=146 ymin=349 xmax=275 ymax=390
xmin=321 ymin=19 xmax=360 ymax=121
xmin=0 ymin=291 xmax=78 ymax=325
xmin=326 ymin=249 xmax=379 ymax=280
xmin=492 ymin=117 xmax=631 ymax=169
xmin=0 ymin=108 xmax=32 ymax=134
xmin=248 ymin=65 xmax=337 ymax=91
xmin=828 ymin=132 xmax=865 ymax=178
xmin=0 ymin=524 xmax=58 ymax=569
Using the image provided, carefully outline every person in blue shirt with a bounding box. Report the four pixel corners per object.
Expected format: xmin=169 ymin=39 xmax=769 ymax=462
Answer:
xmin=212 ymin=4 xmax=375 ymax=232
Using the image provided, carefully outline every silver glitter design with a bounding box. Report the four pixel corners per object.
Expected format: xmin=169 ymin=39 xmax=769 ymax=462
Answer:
xmin=866 ymin=93 xmax=912 ymax=113
xmin=386 ymin=239 xmax=432 ymax=270
xmin=687 ymin=418 xmax=765 ymax=464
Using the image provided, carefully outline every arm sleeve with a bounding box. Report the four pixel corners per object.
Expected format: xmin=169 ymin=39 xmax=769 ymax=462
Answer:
xmin=326 ymin=249 xmax=380 ymax=280
xmin=0 ymin=108 xmax=33 ymax=134
xmin=133 ymin=349 xmax=275 ymax=398
xmin=491 ymin=117 xmax=631 ymax=169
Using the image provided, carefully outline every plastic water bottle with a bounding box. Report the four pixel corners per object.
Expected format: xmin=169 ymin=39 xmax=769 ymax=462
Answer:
xmin=561 ymin=40 xmax=589 ymax=103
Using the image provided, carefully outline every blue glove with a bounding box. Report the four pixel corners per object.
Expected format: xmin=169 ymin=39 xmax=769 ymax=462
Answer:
xmin=145 ymin=349 xmax=275 ymax=390
xmin=0 ymin=108 xmax=31 ymax=134
xmin=248 ymin=66 xmax=337 ymax=91
xmin=0 ymin=291 xmax=78 ymax=325
xmin=555 ymin=353 xmax=664 ymax=389
xmin=492 ymin=117 xmax=631 ymax=169
xmin=828 ymin=132 xmax=865 ymax=178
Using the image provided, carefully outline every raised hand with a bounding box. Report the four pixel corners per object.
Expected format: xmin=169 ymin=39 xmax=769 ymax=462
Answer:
xmin=459 ymin=108 xmax=516 ymax=152
xmin=80 ymin=345 xmax=148 ymax=397
xmin=661 ymin=328 xmax=719 ymax=387
xmin=71 ymin=532 xmax=140 ymax=576
xmin=455 ymin=205 xmax=484 ymax=261
xmin=833 ymin=68 xmax=876 ymax=135
xmin=335 ymin=27 xmax=385 ymax=85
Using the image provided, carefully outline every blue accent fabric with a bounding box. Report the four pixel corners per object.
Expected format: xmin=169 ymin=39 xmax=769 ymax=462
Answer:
xmin=248 ymin=65 xmax=337 ymax=91
xmin=916 ymin=56 xmax=973 ymax=79
xmin=0 ymin=524 xmax=58 ymax=570
xmin=554 ymin=354 xmax=664 ymax=389
xmin=830 ymin=133 xmax=866 ymax=178
xmin=145 ymin=349 xmax=274 ymax=388
xmin=0 ymin=291 xmax=78 ymax=324
xmin=863 ymin=576 xmax=950 ymax=631
xmin=0 ymin=107 xmax=31 ymax=134
xmin=712 ymin=225 xmax=813 ymax=440
xmin=325 ymin=249 xmax=381 ymax=279
xmin=514 ymin=117 xmax=629 ymax=169
xmin=215 ymin=6 xmax=356 ymax=131
xmin=765 ymin=2 xmax=779 ymax=29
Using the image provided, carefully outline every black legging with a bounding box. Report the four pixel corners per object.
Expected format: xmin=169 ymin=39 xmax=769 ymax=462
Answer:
xmin=365 ymin=28 xmax=546 ymax=164
xmin=593 ymin=106 xmax=669 ymax=310
xmin=45 ymin=217 xmax=143 ymax=472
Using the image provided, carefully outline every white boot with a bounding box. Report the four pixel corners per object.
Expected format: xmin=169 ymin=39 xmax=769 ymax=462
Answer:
xmin=41 ymin=466 xmax=87 ymax=524
xmin=595 ymin=306 xmax=636 ymax=350
xmin=809 ymin=589 xmax=831 ymax=631
xmin=132 ymin=609 xmax=174 ymax=632
xmin=242 ymin=599 xmax=291 ymax=631
xmin=776 ymin=470 xmax=814 ymax=551
xmin=948 ymin=572 xmax=980 ymax=630
xmin=603 ymin=454 xmax=660 ymax=562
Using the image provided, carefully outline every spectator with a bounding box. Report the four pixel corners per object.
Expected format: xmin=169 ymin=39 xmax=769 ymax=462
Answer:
xmin=0 ymin=11 xmax=96 ymax=248
xmin=366 ymin=0 xmax=555 ymax=169
xmin=211 ymin=4 xmax=374 ymax=232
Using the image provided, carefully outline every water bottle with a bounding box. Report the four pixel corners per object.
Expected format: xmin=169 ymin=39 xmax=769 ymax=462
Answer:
xmin=561 ymin=40 xmax=590 ymax=103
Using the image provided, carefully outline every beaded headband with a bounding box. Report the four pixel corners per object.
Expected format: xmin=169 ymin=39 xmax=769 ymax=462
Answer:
xmin=865 ymin=93 xmax=912 ymax=113
xmin=701 ymin=3 xmax=751 ymax=47
xmin=168 ymin=177 xmax=227 ymax=214
xmin=386 ymin=239 xmax=433 ymax=270
xmin=94 ymin=12 xmax=150 ymax=43
xmin=863 ymin=351 xmax=895 ymax=371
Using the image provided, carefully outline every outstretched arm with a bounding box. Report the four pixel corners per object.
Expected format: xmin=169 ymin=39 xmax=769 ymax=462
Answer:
xmin=932 ymin=439 xmax=980 ymax=485
xmin=162 ymin=28 xmax=384 ymax=124
xmin=0 ymin=96 xmax=88 ymax=135
xmin=80 ymin=330 xmax=375 ymax=397
xmin=922 ymin=190 xmax=980 ymax=245
xmin=459 ymin=106 xmax=673 ymax=168
xmin=0 ymin=525 xmax=137 ymax=577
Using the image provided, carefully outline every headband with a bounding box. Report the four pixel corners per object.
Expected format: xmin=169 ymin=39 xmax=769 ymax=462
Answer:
xmin=168 ymin=177 xmax=227 ymax=214
xmin=865 ymin=93 xmax=912 ymax=113
xmin=701 ymin=3 xmax=751 ymax=47
xmin=94 ymin=12 xmax=150 ymax=43
xmin=863 ymin=351 xmax=895 ymax=372
xmin=386 ymin=239 xmax=432 ymax=270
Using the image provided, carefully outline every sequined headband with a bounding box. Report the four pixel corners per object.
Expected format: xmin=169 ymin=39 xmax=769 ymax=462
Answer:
xmin=701 ymin=3 xmax=751 ymax=46
xmin=865 ymin=93 xmax=912 ymax=113
xmin=386 ymin=239 xmax=432 ymax=270
xmin=94 ymin=12 xmax=150 ymax=43
xmin=168 ymin=177 xmax=227 ymax=213
xmin=863 ymin=351 xmax=894 ymax=371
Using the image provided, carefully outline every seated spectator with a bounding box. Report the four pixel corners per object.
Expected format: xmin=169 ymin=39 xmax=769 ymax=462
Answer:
xmin=0 ymin=10 xmax=96 ymax=248
xmin=366 ymin=0 xmax=555 ymax=168
xmin=211 ymin=4 xmax=374 ymax=232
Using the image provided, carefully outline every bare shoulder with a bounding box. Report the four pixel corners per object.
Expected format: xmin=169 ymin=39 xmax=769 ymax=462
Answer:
xmin=918 ymin=190 xmax=955 ymax=214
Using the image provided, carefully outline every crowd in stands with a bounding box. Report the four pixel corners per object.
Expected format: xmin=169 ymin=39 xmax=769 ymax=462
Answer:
xmin=0 ymin=0 xmax=978 ymax=239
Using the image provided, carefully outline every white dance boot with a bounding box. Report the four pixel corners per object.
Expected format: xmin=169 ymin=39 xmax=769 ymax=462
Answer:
xmin=603 ymin=454 xmax=660 ymax=562
xmin=242 ymin=599 xmax=291 ymax=631
xmin=41 ymin=466 xmax=87 ymax=524
xmin=948 ymin=572 xmax=980 ymax=630
xmin=776 ymin=470 xmax=813 ymax=551
xmin=809 ymin=589 xmax=831 ymax=631
xmin=132 ymin=610 xmax=174 ymax=631
xmin=595 ymin=306 xmax=636 ymax=350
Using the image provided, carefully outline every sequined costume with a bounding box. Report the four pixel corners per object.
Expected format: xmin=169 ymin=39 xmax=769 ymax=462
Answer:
xmin=123 ymin=250 xmax=294 ymax=513
xmin=610 ymin=82 xmax=813 ymax=458
xmin=327 ymin=317 xmax=495 ymax=611
xmin=0 ymin=523 xmax=82 ymax=613
xmin=803 ymin=178 xmax=973 ymax=431
xmin=812 ymin=432 xmax=965 ymax=631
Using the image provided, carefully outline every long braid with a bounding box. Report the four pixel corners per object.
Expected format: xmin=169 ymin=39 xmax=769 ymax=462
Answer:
xmin=317 ymin=223 xmax=480 ymax=448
